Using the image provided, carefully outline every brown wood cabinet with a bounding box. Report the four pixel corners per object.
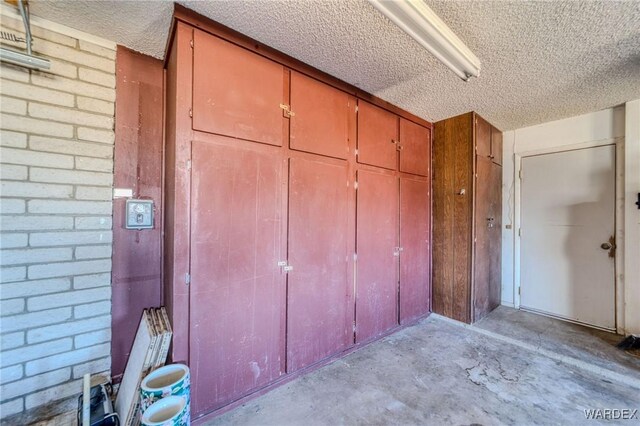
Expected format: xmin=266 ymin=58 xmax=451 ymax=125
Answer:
xmin=432 ymin=112 xmax=502 ymax=323
xmin=164 ymin=7 xmax=432 ymax=420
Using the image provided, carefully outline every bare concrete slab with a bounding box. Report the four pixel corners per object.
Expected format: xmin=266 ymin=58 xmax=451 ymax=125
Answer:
xmin=203 ymin=314 xmax=640 ymax=426
xmin=474 ymin=306 xmax=640 ymax=381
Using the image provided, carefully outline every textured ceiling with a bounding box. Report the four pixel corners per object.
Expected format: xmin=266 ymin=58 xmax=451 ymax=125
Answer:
xmin=27 ymin=0 xmax=640 ymax=130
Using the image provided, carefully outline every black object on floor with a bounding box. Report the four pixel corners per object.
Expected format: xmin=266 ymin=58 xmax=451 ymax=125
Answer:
xmin=77 ymin=383 xmax=119 ymax=426
xmin=617 ymin=335 xmax=640 ymax=350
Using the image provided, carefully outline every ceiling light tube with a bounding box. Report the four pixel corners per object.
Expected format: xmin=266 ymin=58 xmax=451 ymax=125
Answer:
xmin=0 ymin=47 xmax=50 ymax=70
xmin=368 ymin=0 xmax=481 ymax=81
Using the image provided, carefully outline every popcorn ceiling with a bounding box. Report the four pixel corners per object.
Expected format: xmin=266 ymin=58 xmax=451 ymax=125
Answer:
xmin=30 ymin=0 xmax=640 ymax=130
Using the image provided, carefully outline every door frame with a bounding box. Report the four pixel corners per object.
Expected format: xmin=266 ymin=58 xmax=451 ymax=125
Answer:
xmin=513 ymin=137 xmax=625 ymax=333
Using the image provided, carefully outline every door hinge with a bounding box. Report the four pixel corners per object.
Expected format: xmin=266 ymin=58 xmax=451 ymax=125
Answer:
xmin=188 ymin=108 xmax=192 ymax=118
xmin=518 ymin=287 xmax=521 ymax=295
xmin=519 ymin=169 xmax=523 ymax=180
xmin=279 ymin=104 xmax=295 ymax=118
xmin=185 ymin=273 xmax=191 ymax=286
xmin=518 ymin=228 xmax=521 ymax=237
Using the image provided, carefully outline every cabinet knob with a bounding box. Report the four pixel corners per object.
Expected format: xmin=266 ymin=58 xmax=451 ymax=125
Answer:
xmin=457 ymin=189 xmax=466 ymax=195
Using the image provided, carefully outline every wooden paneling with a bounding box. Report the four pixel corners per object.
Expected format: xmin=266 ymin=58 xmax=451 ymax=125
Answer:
xmin=488 ymin=161 xmax=503 ymax=312
xmin=356 ymin=170 xmax=399 ymax=342
xmin=357 ymin=101 xmax=398 ymax=170
xmin=290 ymin=71 xmax=352 ymax=159
xmin=112 ymin=47 xmax=164 ymax=380
xmin=286 ymin=157 xmax=352 ymax=372
xmin=399 ymin=118 xmax=431 ymax=176
xmin=473 ymin=156 xmax=492 ymax=321
xmin=475 ymin=114 xmax=491 ymax=159
xmin=452 ymin=115 xmax=473 ymax=323
xmin=491 ymin=126 xmax=503 ymax=166
xmin=432 ymin=112 xmax=502 ymax=325
xmin=399 ymin=177 xmax=431 ymax=323
xmin=192 ymin=29 xmax=286 ymax=146
xmin=189 ymin=139 xmax=285 ymax=415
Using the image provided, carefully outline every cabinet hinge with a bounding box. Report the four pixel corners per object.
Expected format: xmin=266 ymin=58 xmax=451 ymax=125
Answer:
xmin=190 ymin=39 xmax=194 ymax=48
xmin=185 ymin=273 xmax=191 ymax=285
xmin=354 ymin=181 xmax=358 ymax=190
xmin=186 ymin=159 xmax=192 ymax=170
xmin=354 ymin=149 xmax=359 ymax=156
xmin=355 ymin=105 xmax=359 ymax=113
xmin=279 ymin=103 xmax=295 ymax=117
xmin=188 ymin=108 xmax=192 ymax=118
xmin=353 ymin=252 xmax=358 ymax=262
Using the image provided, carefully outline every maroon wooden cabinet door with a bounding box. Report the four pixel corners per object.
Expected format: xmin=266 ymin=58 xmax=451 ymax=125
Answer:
xmin=491 ymin=126 xmax=503 ymax=166
xmin=289 ymin=71 xmax=352 ymax=159
xmin=192 ymin=29 xmax=286 ymax=146
xmin=287 ymin=157 xmax=352 ymax=372
xmin=488 ymin=161 xmax=502 ymax=312
xmin=356 ymin=170 xmax=399 ymax=342
xmin=189 ymin=139 xmax=286 ymax=416
xmin=399 ymin=118 xmax=430 ymax=176
xmin=357 ymin=101 xmax=398 ymax=170
xmin=399 ymin=177 xmax=431 ymax=323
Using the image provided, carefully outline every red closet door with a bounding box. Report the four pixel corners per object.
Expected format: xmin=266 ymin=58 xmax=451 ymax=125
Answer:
xmin=356 ymin=170 xmax=399 ymax=342
xmin=399 ymin=177 xmax=431 ymax=323
xmin=289 ymin=71 xmax=352 ymax=159
xmin=192 ymin=29 xmax=286 ymax=146
xmin=357 ymin=101 xmax=398 ymax=170
xmin=399 ymin=118 xmax=430 ymax=176
xmin=287 ymin=157 xmax=351 ymax=372
xmin=189 ymin=139 xmax=285 ymax=415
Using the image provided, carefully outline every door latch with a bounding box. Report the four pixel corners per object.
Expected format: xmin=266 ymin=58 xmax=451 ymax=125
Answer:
xmin=279 ymin=104 xmax=295 ymax=118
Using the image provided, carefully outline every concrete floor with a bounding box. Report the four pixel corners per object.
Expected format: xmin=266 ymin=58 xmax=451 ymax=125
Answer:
xmin=203 ymin=308 xmax=640 ymax=426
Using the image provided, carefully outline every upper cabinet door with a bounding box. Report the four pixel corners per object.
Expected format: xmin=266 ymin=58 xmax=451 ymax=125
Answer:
xmin=192 ymin=29 xmax=286 ymax=146
xmin=398 ymin=118 xmax=430 ymax=176
xmin=357 ymin=101 xmax=398 ymax=170
xmin=290 ymin=71 xmax=352 ymax=159
xmin=475 ymin=115 xmax=491 ymax=158
xmin=491 ymin=126 xmax=503 ymax=166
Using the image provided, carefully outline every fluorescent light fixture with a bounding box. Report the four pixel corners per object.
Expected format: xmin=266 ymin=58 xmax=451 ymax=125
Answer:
xmin=0 ymin=0 xmax=51 ymax=72
xmin=368 ymin=0 xmax=481 ymax=81
xmin=0 ymin=47 xmax=50 ymax=71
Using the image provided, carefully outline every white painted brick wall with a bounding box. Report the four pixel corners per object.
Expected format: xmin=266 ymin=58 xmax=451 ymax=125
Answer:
xmin=0 ymin=13 xmax=115 ymax=418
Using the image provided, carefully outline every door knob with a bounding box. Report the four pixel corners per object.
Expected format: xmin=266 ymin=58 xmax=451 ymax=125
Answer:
xmin=601 ymin=235 xmax=616 ymax=258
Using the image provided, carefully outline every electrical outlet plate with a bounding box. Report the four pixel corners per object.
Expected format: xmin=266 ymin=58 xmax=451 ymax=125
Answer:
xmin=125 ymin=199 xmax=154 ymax=230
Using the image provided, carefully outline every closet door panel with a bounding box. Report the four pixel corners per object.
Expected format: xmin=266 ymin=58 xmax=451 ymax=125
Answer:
xmin=399 ymin=118 xmax=430 ymax=176
xmin=290 ymin=71 xmax=351 ymax=159
xmin=491 ymin=127 xmax=503 ymax=166
xmin=475 ymin=115 xmax=491 ymax=159
xmin=399 ymin=177 xmax=431 ymax=323
xmin=287 ymin=157 xmax=351 ymax=372
xmin=488 ymin=162 xmax=503 ymax=312
xmin=189 ymin=139 xmax=285 ymax=415
xmin=192 ymin=29 xmax=286 ymax=146
xmin=357 ymin=101 xmax=398 ymax=170
xmin=356 ymin=170 xmax=399 ymax=342
xmin=473 ymin=156 xmax=492 ymax=321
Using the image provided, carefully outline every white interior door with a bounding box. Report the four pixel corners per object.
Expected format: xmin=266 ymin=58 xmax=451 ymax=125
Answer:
xmin=520 ymin=145 xmax=616 ymax=330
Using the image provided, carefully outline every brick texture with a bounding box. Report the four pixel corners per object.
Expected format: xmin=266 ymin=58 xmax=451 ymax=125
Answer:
xmin=0 ymin=15 xmax=115 ymax=417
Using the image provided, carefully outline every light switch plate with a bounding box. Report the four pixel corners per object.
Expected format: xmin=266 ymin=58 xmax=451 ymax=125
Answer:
xmin=125 ymin=199 xmax=154 ymax=229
